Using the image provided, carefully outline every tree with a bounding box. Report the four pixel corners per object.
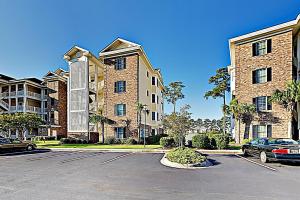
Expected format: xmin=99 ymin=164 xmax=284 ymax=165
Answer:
xmin=229 ymin=99 xmax=256 ymax=142
xmin=136 ymin=102 xmax=145 ymax=143
xmin=270 ymin=80 xmax=300 ymax=138
xmin=0 ymin=114 xmax=11 ymax=137
xmin=163 ymin=105 xmax=193 ymax=148
xmin=204 ymin=67 xmax=230 ymax=135
xmin=164 ymin=81 xmax=185 ymax=113
xmin=9 ymin=113 xmax=44 ymax=140
xmin=89 ymin=110 xmax=115 ymax=144
xmin=203 ymin=119 xmax=212 ymax=133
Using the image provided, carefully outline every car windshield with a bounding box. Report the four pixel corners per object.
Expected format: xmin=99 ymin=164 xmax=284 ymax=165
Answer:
xmin=268 ymin=139 xmax=298 ymax=145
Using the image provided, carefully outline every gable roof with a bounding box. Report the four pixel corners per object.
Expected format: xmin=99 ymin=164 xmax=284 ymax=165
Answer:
xmin=99 ymin=38 xmax=141 ymax=54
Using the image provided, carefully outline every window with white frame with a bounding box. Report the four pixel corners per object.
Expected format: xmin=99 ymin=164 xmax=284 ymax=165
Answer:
xmin=253 ymin=96 xmax=272 ymax=111
xmin=252 ymin=39 xmax=272 ymax=56
xmin=114 ymin=81 xmax=126 ymax=93
xmin=253 ymin=125 xmax=272 ymax=138
xmin=252 ymin=68 xmax=272 ymax=84
xmin=115 ymin=104 xmax=126 ymax=116
xmin=115 ymin=127 xmax=125 ymax=139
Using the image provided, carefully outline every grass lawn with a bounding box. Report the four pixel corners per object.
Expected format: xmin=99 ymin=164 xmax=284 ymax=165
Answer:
xmin=34 ymin=141 xmax=161 ymax=149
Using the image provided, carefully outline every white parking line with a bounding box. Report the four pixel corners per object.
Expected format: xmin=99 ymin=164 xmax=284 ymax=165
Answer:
xmin=101 ymin=152 xmax=135 ymax=165
xmin=235 ymin=154 xmax=277 ymax=171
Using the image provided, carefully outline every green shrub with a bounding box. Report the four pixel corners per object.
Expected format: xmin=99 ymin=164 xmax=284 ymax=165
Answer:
xmin=242 ymin=138 xmax=252 ymax=145
xmin=146 ymin=134 xmax=168 ymax=145
xmin=124 ymin=138 xmax=137 ymax=145
xmin=160 ymin=137 xmax=175 ymax=148
xmin=166 ymin=148 xmax=206 ymax=164
xmin=192 ymin=134 xmax=210 ymax=149
xmin=214 ymin=134 xmax=229 ymax=149
xmin=104 ymin=136 xmax=116 ymax=144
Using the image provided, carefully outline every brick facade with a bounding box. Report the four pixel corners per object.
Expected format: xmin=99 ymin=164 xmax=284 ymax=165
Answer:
xmin=234 ymin=31 xmax=294 ymax=142
xmin=47 ymin=80 xmax=68 ymax=139
xmin=103 ymin=54 xmax=139 ymax=139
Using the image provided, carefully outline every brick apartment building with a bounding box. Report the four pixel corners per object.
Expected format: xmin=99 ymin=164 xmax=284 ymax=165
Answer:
xmin=64 ymin=38 xmax=164 ymax=142
xmin=228 ymin=14 xmax=300 ymax=143
xmin=43 ymin=68 xmax=68 ymax=139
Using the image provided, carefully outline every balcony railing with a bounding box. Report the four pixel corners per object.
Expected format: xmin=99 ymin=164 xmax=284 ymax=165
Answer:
xmin=0 ymin=90 xmax=42 ymax=100
xmin=89 ymin=82 xmax=96 ymax=93
xmin=27 ymin=91 xmax=41 ymax=99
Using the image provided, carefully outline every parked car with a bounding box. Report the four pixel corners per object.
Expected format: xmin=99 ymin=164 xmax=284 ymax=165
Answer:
xmin=0 ymin=138 xmax=36 ymax=153
xmin=242 ymin=138 xmax=300 ymax=163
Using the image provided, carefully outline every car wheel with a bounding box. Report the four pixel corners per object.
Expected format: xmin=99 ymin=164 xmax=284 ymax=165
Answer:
xmin=242 ymin=148 xmax=249 ymax=157
xmin=260 ymin=151 xmax=268 ymax=163
xmin=27 ymin=145 xmax=34 ymax=151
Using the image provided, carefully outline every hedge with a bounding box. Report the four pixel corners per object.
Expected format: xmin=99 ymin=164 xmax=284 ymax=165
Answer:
xmin=166 ymin=148 xmax=206 ymax=164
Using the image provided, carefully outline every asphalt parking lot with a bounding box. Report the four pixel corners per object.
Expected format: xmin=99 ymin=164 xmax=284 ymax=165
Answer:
xmin=1 ymin=151 xmax=300 ymax=200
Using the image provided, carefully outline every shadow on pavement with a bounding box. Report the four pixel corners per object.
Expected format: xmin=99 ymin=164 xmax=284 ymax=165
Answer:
xmin=0 ymin=149 xmax=51 ymax=157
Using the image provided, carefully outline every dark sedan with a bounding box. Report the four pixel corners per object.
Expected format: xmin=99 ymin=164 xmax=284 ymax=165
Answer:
xmin=242 ymin=138 xmax=300 ymax=163
xmin=0 ymin=138 xmax=36 ymax=153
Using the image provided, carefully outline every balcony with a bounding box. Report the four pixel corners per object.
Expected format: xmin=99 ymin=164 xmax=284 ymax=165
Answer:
xmin=89 ymin=82 xmax=96 ymax=93
xmin=0 ymin=90 xmax=42 ymax=100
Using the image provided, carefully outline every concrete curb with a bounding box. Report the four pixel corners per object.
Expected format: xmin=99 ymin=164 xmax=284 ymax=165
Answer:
xmin=43 ymin=148 xmax=168 ymax=153
xmin=196 ymin=149 xmax=242 ymax=155
xmin=160 ymin=154 xmax=213 ymax=169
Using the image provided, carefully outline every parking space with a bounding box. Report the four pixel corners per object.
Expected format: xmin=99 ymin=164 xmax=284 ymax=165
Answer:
xmin=1 ymin=151 xmax=300 ymax=200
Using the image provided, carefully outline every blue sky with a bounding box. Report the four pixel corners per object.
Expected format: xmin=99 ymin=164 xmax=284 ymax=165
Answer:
xmin=0 ymin=0 xmax=299 ymax=119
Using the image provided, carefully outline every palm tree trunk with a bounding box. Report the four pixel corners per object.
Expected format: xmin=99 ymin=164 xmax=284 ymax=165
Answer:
xmin=244 ymin=123 xmax=250 ymax=139
xmin=238 ymin=119 xmax=241 ymax=144
xmin=138 ymin=112 xmax=141 ymax=143
xmin=173 ymin=102 xmax=176 ymax=113
xmin=223 ymin=94 xmax=226 ymax=135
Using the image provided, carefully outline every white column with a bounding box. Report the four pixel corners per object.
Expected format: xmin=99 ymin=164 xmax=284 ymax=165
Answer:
xmin=23 ymin=83 xmax=27 ymax=112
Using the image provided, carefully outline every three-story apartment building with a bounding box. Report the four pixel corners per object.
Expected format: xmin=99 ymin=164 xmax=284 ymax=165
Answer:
xmin=229 ymin=14 xmax=300 ymax=143
xmin=63 ymin=38 xmax=164 ymax=142
xmin=0 ymin=74 xmax=49 ymax=139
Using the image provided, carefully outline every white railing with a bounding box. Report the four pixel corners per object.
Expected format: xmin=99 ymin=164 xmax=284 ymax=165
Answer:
xmin=10 ymin=91 xmax=16 ymax=97
xmin=17 ymin=90 xmax=24 ymax=96
xmin=0 ymin=92 xmax=9 ymax=98
xmin=10 ymin=106 xmax=16 ymax=111
xmin=89 ymin=82 xmax=96 ymax=92
xmin=17 ymin=105 xmax=24 ymax=111
xmin=0 ymin=99 xmax=9 ymax=109
xmin=27 ymin=91 xmax=41 ymax=99
xmin=26 ymin=105 xmax=41 ymax=113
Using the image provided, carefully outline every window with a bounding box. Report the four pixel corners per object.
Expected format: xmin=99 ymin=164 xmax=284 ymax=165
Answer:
xmin=152 ymin=77 xmax=156 ymax=85
xmin=114 ymin=81 xmax=126 ymax=93
xmin=252 ymin=68 xmax=272 ymax=84
xmin=152 ymin=112 xmax=156 ymax=121
xmin=157 ymin=96 xmax=159 ymax=104
xmin=147 ymin=71 xmax=149 ymax=77
xmin=147 ymin=90 xmax=149 ymax=96
xmin=253 ymin=125 xmax=272 ymax=138
xmin=152 ymin=94 xmax=156 ymax=103
xmin=115 ymin=57 xmax=126 ymax=70
xmin=115 ymin=127 xmax=125 ymax=139
xmin=253 ymin=96 xmax=272 ymax=111
xmin=252 ymin=39 xmax=272 ymax=56
xmin=157 ymin=113 xmax=159 ymax=121
xmin=115 ymin=104 xmax=126 ymax=116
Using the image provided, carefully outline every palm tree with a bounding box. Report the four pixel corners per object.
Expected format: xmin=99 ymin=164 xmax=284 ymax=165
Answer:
xmin=136 ymin=103 xmax=145 ymax=143
xmin=89 ymin=111 xmax=115 ymax=144
xmin=229 ymin=99 xmax=255 ymax=143
xmin=239 ymin=103 xmax=256 ymax=140
xmin=270 ymin=80 xmax=300 ymax=138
